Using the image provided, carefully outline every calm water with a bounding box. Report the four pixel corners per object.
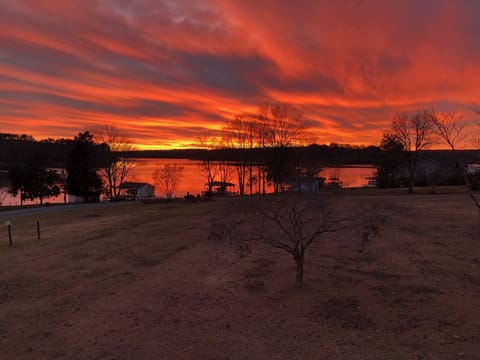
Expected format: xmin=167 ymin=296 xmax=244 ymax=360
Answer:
xmin=0 ymin=159 xmax=376 ymax=205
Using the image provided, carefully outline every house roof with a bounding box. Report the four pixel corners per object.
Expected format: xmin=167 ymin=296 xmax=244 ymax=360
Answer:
xmin=205 ymin=181 xmax=235 ymax=187
xmin=120 ymin=182 xmax=154 ymax=189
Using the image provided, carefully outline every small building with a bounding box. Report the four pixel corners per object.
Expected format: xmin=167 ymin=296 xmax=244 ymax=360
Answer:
xmin=119 ymin=182 xmax=155 ymax=200
xmin=466 ymin=163 xmax=480 ymax=175
xmin=68 ymin=194 xmax=84 ymax=203
xmin=288 ymin=177 xmax=325 ymax=192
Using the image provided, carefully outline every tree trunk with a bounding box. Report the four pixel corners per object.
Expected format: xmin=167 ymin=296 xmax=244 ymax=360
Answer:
xmin=262 ymin=166 xmax=266 ymax=195
xmin=238 ymin=164 xmax=246 ymax=195
xmin=408 ymin=167 xmax=414 ymax=193
xmin=249 ymin=163 xmax=253 ymax=195
xmin=294 ymin=251 xmax=305 ymax=287
xmin=408 ymin=156 xmax=417 ymax=194
xmin=257 ymin=165 xmax=261 ymax=194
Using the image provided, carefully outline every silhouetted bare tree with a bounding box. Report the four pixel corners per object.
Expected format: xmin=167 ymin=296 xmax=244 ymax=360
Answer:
xmin=222 ymin=112 xmax=258 ymax=195
xmin=391 ymin=109 xmax=436 ymax=193
xmin=432 ymin=112 xmax=467 ymax=151
xmin=197 ymin=134 xmax=221 ymax=195
xmin=93 ymin=125 xmax=135 ymax=199
xmin=217 ymin=161 xmax=233 ymax=188
xmin=209 ymin=194 xmax=381 ymax=286
xmin=258 ymin=102 xmax=304 ymax=192
xmin=258 ymin=102 xmax=303 ymax=147
xmin=153 ymin=164 xmax=184 ymax=201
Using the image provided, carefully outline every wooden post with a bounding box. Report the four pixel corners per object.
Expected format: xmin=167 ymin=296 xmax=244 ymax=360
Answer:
xmin=8 ymin=225 xmax=12 ymax=247
xmin=37 ymin=220 xmax=41 ymax=240
xmin=5 ymin=220 xmax=12 ymax=247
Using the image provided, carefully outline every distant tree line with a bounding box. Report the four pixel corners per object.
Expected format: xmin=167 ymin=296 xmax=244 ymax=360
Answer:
xmin=1 ymin=132 xmax=102 ymax=205
xmin=0 ymin=135 xmax=70 ymax=169
xmin=0 ymin=128 xmax=134 ymax=205
xmin=122 ymin=144 xmax=381 ymax=164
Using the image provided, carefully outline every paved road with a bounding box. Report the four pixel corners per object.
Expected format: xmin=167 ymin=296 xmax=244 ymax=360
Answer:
xmin=0 ymin=201 xmax=134 ymax=221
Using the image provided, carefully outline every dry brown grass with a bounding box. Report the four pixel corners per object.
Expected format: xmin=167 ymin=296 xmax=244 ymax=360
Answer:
xmin=0 ymin=190 xmax=479 ymax=359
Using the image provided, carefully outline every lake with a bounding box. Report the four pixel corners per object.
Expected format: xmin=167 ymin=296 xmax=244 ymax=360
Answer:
xmin=0 ymin=159 xmax=376 ymax=206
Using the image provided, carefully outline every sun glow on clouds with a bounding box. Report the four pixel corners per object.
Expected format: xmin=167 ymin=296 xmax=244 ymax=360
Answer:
xmin=1 ymin=0 xmax=480 ymax=149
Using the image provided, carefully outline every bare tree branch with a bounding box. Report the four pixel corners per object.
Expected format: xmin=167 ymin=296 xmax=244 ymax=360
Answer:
xmin=473 ymin=104 xmax=480 ymax=117
xmin=153 ymin=164 xmax=184 ymax=201
xmin=432 ymin=112 xmax=467 ymax=151
xmin=92 ymin=125 xmax=136 ymax=199
xmin=222 ymin=112 xmax=259 ymax=195
xmin=210 ymin=194 xmax=383 ymax=286
xmin=391 ymin=109 xmax=436 ymax=193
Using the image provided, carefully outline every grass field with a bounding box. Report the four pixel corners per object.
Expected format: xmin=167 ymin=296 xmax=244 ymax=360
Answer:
xmin=0 ymin=189 xmax=479 ymax=359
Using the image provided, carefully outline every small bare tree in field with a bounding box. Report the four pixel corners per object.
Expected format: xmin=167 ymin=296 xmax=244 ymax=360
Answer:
xmin=432 ymin=112 xmax=467 ymax=151
xmin=153 ymin=164 xmax=184 ymax=201
xmin=391 ymin=109 xmax=436 ymax=193
xmin=209 ymin=194 xmax=381 ymax=287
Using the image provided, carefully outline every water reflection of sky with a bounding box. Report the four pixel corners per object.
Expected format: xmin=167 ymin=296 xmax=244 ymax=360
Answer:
xmin=0 ymin=159 xmax=376 ymax=205
xmin=319 ymin=166 xmax=377 ymax=188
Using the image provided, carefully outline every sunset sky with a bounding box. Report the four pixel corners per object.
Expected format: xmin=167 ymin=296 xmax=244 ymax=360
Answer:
xmin=1 ymin=0 xmax=480 ymax=149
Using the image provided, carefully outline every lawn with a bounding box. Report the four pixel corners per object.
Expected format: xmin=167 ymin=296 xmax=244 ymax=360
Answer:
xmin=0 ymin=190 xmax=479 ymax=359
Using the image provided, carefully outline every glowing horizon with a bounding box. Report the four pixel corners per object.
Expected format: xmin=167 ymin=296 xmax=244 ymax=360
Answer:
xmin=1 ymin=1 xmax=480 ymax=150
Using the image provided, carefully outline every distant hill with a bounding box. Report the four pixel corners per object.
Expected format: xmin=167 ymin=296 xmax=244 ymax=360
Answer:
xmin=123 ymin=144 xmax=383 ymax=165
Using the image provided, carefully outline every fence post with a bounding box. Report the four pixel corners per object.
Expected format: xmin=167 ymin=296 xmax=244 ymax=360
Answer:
xmin=37 ymin=220 xmax=41 ymax=240
xmin=5 ymin=220 xmax=12 ymax=247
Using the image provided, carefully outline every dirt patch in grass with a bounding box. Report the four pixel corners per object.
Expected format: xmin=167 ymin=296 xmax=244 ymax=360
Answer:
xmin=0 ymin=191 xmax=479 ymax=359
xmin=310 ymin=296 xmax=375 ymax=330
